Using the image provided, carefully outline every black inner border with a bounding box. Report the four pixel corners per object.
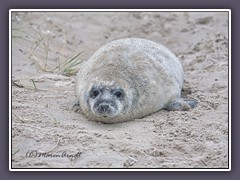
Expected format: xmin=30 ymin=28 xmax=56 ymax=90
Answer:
xmin=9 ymin=9 xmax=230 ymax=171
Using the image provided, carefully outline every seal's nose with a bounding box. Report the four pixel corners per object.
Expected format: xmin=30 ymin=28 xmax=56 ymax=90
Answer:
xmin=99 ymin=104 xmax=110 ymax=113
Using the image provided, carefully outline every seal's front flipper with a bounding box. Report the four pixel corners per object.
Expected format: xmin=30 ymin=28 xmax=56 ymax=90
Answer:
xmin=164 ymin=98 xmax=197 ymax=111
xmin=72 ymin=100 xmax=82 ymax=113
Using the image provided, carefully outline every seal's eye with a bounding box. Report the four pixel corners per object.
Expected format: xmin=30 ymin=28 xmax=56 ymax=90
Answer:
xmin=114 ymin=90 xmax=123 ymax=99
xmin=90 ymin=89 xmax=100 ymax=99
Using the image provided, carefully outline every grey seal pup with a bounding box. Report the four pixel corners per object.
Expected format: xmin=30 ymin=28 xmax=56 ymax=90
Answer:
xmin=75 ymin=38 xmax=196 ymax=123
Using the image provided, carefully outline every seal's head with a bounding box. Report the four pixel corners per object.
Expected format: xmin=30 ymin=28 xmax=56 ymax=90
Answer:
xmin=81 ymin=78 xmax=134 ymax=122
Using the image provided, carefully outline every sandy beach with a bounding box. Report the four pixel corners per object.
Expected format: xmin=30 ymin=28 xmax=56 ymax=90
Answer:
xmin=11 ymin=11 xmax=229 ymax=169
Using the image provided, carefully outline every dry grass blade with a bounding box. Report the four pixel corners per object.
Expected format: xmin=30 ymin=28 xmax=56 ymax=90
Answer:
xmin=31 ymin=55 xmax=50 ymax=72
xmin=31 ymin=79 xmax=37 ymax=90
xmin=56 ymin=50 xmax=84 ymax=76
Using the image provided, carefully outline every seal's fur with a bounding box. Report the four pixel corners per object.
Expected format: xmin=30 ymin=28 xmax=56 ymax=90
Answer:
xmin=75 ymin=38 xmax=193 ymax=123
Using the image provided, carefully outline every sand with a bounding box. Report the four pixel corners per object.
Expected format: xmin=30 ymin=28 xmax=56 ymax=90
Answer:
xmin=11 ymin=11 xmax=229 ymax=169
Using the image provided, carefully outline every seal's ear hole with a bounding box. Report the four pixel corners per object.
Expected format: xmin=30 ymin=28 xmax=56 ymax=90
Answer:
xmin=90 ymin=89 xmax=100 ymax=99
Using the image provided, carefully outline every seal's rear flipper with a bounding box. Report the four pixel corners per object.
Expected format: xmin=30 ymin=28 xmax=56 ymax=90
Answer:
xmin=164 ymin=98 xmax=197 ymax=111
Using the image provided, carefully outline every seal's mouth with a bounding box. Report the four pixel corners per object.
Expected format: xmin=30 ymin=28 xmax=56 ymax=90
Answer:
xmin=92 ymin=101 xmax=118 ymax=118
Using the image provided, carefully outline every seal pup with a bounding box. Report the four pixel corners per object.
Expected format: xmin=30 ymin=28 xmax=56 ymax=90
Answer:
xmin=75 ymin=38 xmax=197 ymax=123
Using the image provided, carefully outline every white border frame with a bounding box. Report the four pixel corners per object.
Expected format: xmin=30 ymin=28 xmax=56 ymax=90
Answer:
xmin=9 ymin=9 xmax=231 ymax=171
